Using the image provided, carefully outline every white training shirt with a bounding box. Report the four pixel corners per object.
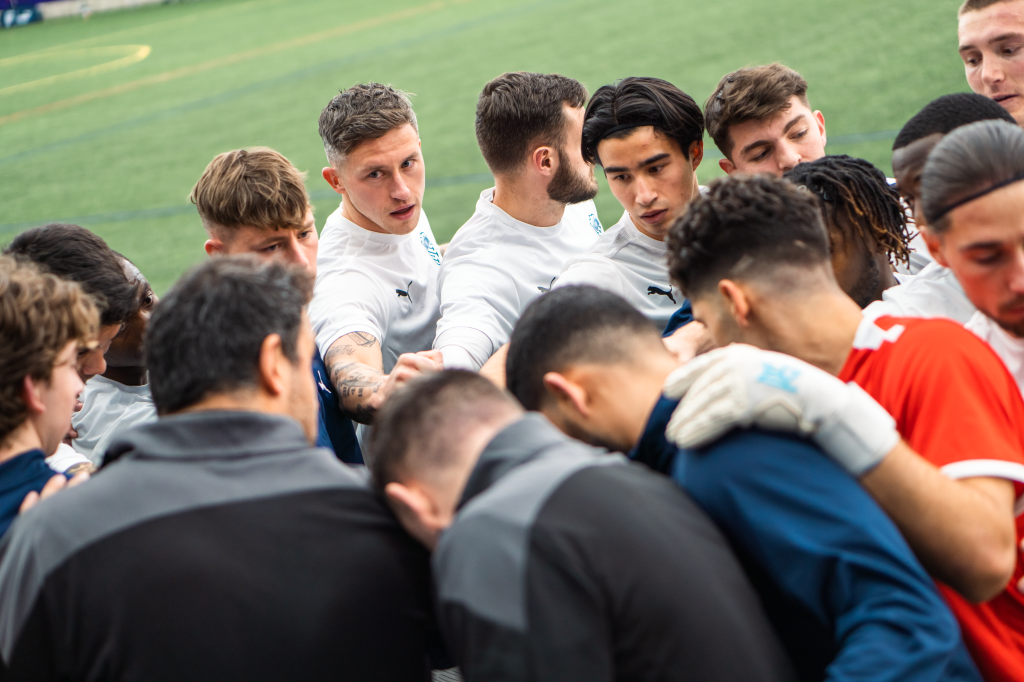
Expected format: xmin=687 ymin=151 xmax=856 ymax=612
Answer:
xmin=862 ymin=260 xmax=975 ymax=324
xmin=72 ymin=375 xmax=156 ymax=465
xmin=554 ymin=210 xmax=679 ymax=328
xmin=309 ymin=203 xmax=442 ymax=373
xmin=966 ymin=311 xmax=1024 ymax=397
xmin=434 ymin=188 xmax=603 ymax=370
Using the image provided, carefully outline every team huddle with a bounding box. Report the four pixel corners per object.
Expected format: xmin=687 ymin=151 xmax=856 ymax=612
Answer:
xmin=1 ymin=0 xmax=1024 ymax=680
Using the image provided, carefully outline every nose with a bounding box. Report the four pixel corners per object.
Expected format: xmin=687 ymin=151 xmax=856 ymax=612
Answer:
xmin=776 ymin=142 xmax=802 ymax=175
xmin=1008 ymin=248 xmax=1024 ymax=294
xmin=634 ymin=174 xmax=658 ymax=208
xmin=391 ymin=174 xmax=411 ymax=202
xmin=82 ymin=349 xmax=106 ymax=380
xmin=981 ymin=59 xmax=1005 ymax=87
xmin=285 ymin=236 xmax=311 ymax=271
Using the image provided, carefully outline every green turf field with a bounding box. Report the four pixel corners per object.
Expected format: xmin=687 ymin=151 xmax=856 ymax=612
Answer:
xmin=0 ymin=0 xmax=967 ymax=293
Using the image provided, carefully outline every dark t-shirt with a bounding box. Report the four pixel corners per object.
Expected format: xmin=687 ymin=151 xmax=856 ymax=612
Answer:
xmin=0 ymin=449 xmax=57 ymax=539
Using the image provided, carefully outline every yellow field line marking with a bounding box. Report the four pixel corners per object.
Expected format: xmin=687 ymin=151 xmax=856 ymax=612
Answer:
xmin=0 ymin=0 xmax=451 ymax=128
xmin=0 ymin=45 xmax=151 ymax=97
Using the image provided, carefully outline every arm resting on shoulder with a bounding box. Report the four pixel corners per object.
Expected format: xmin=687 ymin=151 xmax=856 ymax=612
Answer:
xmin=323 ymin=332 xmax=441 ymax=424
xmin=861 ymin=442 xmax=1017 ymax=602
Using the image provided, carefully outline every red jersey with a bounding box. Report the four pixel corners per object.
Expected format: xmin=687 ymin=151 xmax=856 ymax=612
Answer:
xmin=840 ymin=315 xmax=1024 ymax=682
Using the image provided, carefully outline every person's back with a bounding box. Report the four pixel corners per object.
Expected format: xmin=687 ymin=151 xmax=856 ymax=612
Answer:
xmin=372 ymin=371 xmax=794 ymax=682
xmin=0 ymin=257 xmax=439 ymax=681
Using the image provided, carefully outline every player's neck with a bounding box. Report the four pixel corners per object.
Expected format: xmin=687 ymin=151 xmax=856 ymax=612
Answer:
xmin=869 ymin=254 xmax=899 ymax=304
xmin=0 ymin=420 xmax=44 ymax=465
xmin=763 ymin=291 xmax=863 ymax=376
xmin=492 ymin=176 xmax=566 ymax=228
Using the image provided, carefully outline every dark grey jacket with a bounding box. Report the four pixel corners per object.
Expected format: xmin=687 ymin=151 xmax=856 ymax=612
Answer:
xmin=0 ymin=411 xmax=439 ymax=681
xmin=434 ymin=413 xmax=796 ymax=682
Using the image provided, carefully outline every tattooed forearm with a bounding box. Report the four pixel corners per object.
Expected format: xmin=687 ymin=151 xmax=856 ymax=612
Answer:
xmin=326 ymin=359 xmax=385 ymax=424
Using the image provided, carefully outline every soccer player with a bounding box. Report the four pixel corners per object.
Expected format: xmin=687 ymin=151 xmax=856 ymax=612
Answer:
xmin=704 ymin=63 xmax=826 ymax=178
xmin=869 ymin=94 xmax=1018 ymax=323
xmin=191 ymin=146 xmax=360 ymax=463
xmin=310 ymin=84 xmax=443 ymax=452
xmin=4 ymin=224 xmax=141 ymax=383
xmin=919 ymin=121 xmax=1024 ymax=402
xmin=71 ymin=256 xmax=157 ymax=465
xmin=667 ymin=174 xmax=1024 ymax=682
xmin=504 ymin=285 xmax=981 ymax=682
xmin=784 ymin=155 xmax=912 ymax=307
xmin=433 ymin=72 xmax=603 ymax=371
xmin=958 ymin=0 xmax=1024 ymax=126
xmin=0 ymin=257 xmax=442 ymax=680
xmin=552 ymin=77 xmax=702 ymax=328
xmin=0 ymin=257 xmax=95 ymax=538
xmin=370 ymin=370 xmax=795 ymax=682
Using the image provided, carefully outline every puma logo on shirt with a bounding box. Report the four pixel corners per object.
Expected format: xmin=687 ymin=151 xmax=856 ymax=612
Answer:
xmin=648 ymin=286 xmax=676 ymax=304
xmin=396 ymin=281 xmax=413 ymax=302
xmin=538 ymin=277 xmax=557 ymax=294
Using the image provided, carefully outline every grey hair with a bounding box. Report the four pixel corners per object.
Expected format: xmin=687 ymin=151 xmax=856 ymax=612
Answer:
xmin=920 ymin=120 xmax=1024 ymax=233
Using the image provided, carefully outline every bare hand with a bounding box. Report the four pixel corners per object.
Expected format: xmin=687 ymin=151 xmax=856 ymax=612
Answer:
xmin=373 ymin=352 xmax=443 ymax=409
xmin=663 ymin=321 xmax=716 ymax=365
xmin=19 ymin=471 xmax=90 ymax=513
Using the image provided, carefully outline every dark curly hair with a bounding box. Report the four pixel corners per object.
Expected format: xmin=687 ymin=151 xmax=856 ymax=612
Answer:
xmin=785 ymin=155 xmax=911 ymax=265
xmin=667 ymin=174 xmax=829 ymax=297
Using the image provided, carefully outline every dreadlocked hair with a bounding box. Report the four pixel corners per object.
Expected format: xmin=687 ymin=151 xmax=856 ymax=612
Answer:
xmin=784 ymin=155 xmax=911 ymax=266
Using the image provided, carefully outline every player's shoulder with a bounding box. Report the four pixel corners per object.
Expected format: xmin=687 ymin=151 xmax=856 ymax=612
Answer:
xmin=564 ymin=199 xmax=604 ymax=236
xmin=872 ymin=315 xmax=993 ymax=355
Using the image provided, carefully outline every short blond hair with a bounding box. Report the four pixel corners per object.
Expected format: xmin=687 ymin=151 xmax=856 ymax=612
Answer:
xmin=0 ymin=256 xmax=98 ymax=443
xmin=190 ymin=147 xmax=309 ymax=235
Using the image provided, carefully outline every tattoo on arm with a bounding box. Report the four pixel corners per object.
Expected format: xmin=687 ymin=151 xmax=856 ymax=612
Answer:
xmin=324 ymin=333 xmax=386 ymax=424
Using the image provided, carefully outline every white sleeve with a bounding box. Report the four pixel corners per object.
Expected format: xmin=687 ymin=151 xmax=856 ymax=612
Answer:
xmin=434 ymin=259 xmax=519 ymax=372
xmin=554 ymin=259 xmax=628 ymax=298
xmin=309 ymin=270 xmax=391 ymax=359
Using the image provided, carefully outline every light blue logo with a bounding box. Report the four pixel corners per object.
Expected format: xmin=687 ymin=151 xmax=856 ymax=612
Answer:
xmin=420 ymin=233 xmax=441 ymax=265
xmin=589 ymin=213 xmax=603 ymax=235
xmin=757 ymin=363 xmax=800 ymax=393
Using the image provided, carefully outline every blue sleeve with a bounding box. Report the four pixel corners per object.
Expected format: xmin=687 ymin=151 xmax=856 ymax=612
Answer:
xmin=311 ymin=355 xmax=363 ymax=465
xmin=661 ymin=300 xmax=693 ymax=337
xmin=674 ymin=429 xmax=979 ymax=682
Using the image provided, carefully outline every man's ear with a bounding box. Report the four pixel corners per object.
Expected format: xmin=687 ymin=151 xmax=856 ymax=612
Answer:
xmin=532 ymin=146 xmax=556 ymax=177
xmin=814 ymin=110 xmax=827 ymax=147
xmin=204 ymin=238 xmax=224 ymax=257
xmin=920 ymin=227 xmax=947 ymax=266
xmin=718 ymin=279 xmax=752 ymax=327
xmin=384 ymin=482 xmax=446 ymax=550
xmin=20 ymin=375 xmax=46 ymax=416
xmin=719 ymin=156 xmax=736 ymax=175
xmin=322 ymin=166 xmax=346 ymax=196
xmin=690 ymin=140 xmax=704 ymax=171
xmin=257 ymin=333 xmax=288 ymax=397
xmin=542 ymin=371 xmax=590 ymax=418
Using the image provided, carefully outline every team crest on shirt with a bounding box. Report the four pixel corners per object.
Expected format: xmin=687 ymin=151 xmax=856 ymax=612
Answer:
xmin=420 ymin=232 xmax=441 ymax=265
xmin=588 ymin=213 xmax=603 ymax=235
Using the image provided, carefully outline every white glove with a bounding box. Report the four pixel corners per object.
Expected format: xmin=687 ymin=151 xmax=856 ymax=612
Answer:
xmin=663 ymin=344 xmax=899 ymax=477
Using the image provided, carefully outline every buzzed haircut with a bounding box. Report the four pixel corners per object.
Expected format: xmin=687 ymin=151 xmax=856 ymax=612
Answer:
xmin=704 ymin=63 xmax=809 ymax=160
xmin=144 ymin=256 xmax=312 ymax=415
xmin=475 ymin=72 xmax=588 ymax=175
xmin=370 ymin=370 xmax=518 ymax=491
xmin=4 ymin=223 xmax=141 ymax=327
xmin=667 ymin=174 xmax=829 ymax=298
xmin=893 ymin=93 xmax=1016 ymax=150
xmin=318 ymin=82 xmax=418 ymax=167
xmin=0 ymin=256 xmax=98 ymax=443
xmin=920 ymin=120 xmax=1024 ymax=233
xmin=506 ymin=286 xmax=660 ymax=411
xmin=785 ymin=155 xmax=911 ymax=265
xmin=190 ymin=147 xmax=309 ymax=236
xmin=959 ymin=0 xmax=1013 ymax=15
xmin=581 ymin=77 xmax=704 ymax=166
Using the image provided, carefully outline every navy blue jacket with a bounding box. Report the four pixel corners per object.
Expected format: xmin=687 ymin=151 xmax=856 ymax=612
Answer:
xmin=311 ymin=354 xmax=361 ymax=465
xmin=661 ymin=301 xmax=693 ymax=337
xmin=0 ymin=450 xmax=59 ymax=539
xmin=631 ymin=396 xmax=981 ymax=682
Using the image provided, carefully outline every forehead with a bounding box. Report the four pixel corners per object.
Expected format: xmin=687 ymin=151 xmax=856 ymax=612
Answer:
xmin=892 ymin=133 xmax=942 ymax=179
xmin=959 ymin=0 xmax=1024 ymax=42
xmin=728 ymin=96 xmax=814 ymax=144
xmin=598 ymin=126 xmax=682 ymax=165
xmin=346 ymin=124 xmax=420 ymax=168
xmin=947 ymin=180 xmax=1024 ymax=240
